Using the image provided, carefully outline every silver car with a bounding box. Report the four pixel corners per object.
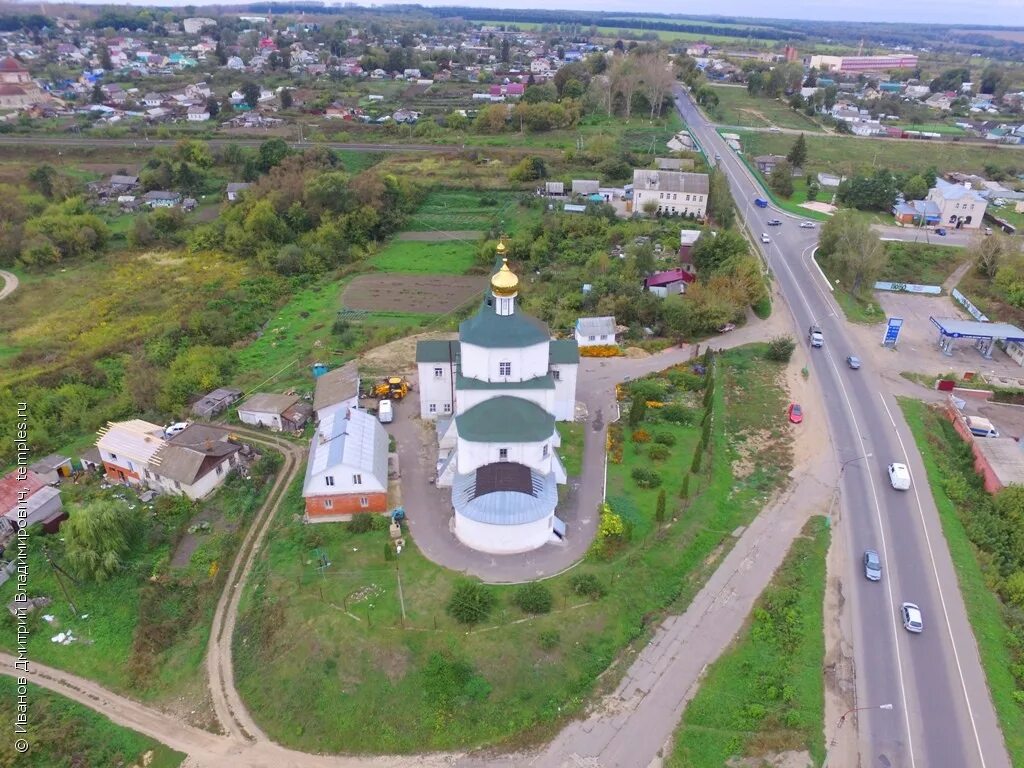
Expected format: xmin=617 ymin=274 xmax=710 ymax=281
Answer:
xmin=864 ymin=549 xmax=882 ymax=581
xmin=901 ymin=602 xmax=923 ymax=633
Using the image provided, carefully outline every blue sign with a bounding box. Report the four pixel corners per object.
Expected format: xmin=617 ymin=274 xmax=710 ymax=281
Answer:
xmin=883 ymin=317 xmax=904 ymax=346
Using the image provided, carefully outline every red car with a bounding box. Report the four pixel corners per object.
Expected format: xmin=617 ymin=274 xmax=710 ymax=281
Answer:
xmin=788 ymin=403 xmax=803 ymax=424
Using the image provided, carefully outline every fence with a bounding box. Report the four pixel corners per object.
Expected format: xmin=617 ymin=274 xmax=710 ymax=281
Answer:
xmin=873 ymin=281 xmax=942 ymax=295
xmin=951 ymin=288 xmax=989 ymax=322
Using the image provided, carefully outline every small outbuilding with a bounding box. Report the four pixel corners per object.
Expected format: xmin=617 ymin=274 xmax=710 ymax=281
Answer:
xmin=575 ymin=316 xmax=618 ymax=348
xmin=312 ymin=361 xmax=360 ymax=422
xmin=0 ymin=470 xmax=65 ymax=537
xmin=28 ymin=454 xmax=73 ymax=484
xmin=192 ymin=387 xmax=244 ymax=419
xmin=237 ymin=393 xmax=312 ymax=432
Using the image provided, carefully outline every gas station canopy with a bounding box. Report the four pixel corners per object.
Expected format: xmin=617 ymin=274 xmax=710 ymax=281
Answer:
xmin=929 ymin=317 xmax=1024 ymax=343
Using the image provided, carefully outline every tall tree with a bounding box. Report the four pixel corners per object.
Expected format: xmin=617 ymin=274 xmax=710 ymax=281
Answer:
xmin=769 ymin=160 xmax=795 ymax=198
xmin=63 ymin=501 xmax=141 ymax=582
xmin=818 ymin=210 xmax=886 ymax=294
xmin=99 ymin=45 xmax=112 ymax=70
xmin=707 ymin=168 xmax=735 ymax=229
xmin=972 ymin=231 xmax=1013 ymax=281
xmin=612 ymin=56 xmax=642 ymax=119
xmin=241 ymin=82 xmax=260 ymax=109
xmin=638 ymin=51 xmax=675 ymax=120
xmin=786 ymin=133 xmax=808 ymax=168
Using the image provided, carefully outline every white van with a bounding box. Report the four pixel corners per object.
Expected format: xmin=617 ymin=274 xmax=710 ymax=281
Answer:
xmin=965 ymin=416 xmax=999 ymax=438
xmin=888 ymin=462 xmax=911 ymax=491
xmin=378 ymin=399 xmax=393 ymax=424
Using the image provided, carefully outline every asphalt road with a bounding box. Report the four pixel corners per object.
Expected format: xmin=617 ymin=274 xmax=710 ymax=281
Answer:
xmin=676 ymin=86 xmax=1011 ymax=768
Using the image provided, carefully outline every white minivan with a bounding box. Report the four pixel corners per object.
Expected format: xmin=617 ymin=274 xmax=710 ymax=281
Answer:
xmin=888 ymin=462 xmax=911 ymax=490
xmin=378 ymin=399 xmax=393 ymax=424
xmin=966 ymin=416 xmax=999 ymax=438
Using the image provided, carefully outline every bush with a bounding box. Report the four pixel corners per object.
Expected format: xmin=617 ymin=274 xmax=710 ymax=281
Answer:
xmin=753 ymin=295 xmax=772 ymax=319
xmin=579 ymin=344 xmax=620 ymax=357
xmin=629 ymin=394 xmax=648 ymax=426
xmin=654 ymin=431 xmax=676 ymax=446
xmin=632 ymin=467 xmax=662 ymax=488
xmin=512 ymin=582 xmax=554 ymax=614
xmin=570 ymin=572 xmax=607 ymax=599
xmin=629 ymin=378 xmax=669 ymax=401
xmin=667 ymin=369 xmax=704 ymax=392
xmin=632 ymin=428 xmax=651 ymax=443
xmin=661 ymin=404 xmax=696 ymax=425
xmin=538 ymin=629 xmax=561 ymax=650
xmin=655 ymin=488 xmax=666 ymax=522
xmin=648 ymin=444 xmax=670 ymax=461
xmin=766 ymin=336 xmax=796 ymax=362
xmin=446 ymin=581 xmax=497 ymax=625
xmin=347 ymin=512 xmax=375 ymax=533
xmin=680 ymin=473 xmax=691 ymax=500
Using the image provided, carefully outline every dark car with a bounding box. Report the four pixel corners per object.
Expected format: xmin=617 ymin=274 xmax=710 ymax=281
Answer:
xmin=936 ymin=228 xmax=947 ymax=236
xmin=864 ymin=549 xmax=882 ymax=581
xmin=846 ymin=355 xmax=862 ymax=370
xmin=767 ymin=218 xmax=782 ymax=226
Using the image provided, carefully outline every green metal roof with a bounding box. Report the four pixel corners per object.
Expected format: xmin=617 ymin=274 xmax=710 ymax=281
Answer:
xmin=416 ymin=340 xmax=460 ymax=363
xmin=457 ymin=396 xmax=555 ymax=443
xmin=457 ymin=372 xmax=555 ymax=390
xmin=459 ymin=300 xmax=550 ymax=349
xmin=549 ymin=339 xmax=580 ymax=364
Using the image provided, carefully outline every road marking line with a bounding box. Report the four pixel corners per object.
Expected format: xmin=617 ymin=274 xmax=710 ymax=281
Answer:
xmin=877 ymin=393 xmax=989 ymax=768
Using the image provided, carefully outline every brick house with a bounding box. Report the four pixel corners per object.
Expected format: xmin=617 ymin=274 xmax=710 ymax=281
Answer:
xmin=303 ymin=408 xmax=389 ymax=522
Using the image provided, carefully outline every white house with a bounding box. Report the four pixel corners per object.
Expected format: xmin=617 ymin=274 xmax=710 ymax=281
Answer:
xmin=312 ymin=360 xmax=360 ymax=422
xmin=146 ymin=424 xmax=241 ymax=500
xmin=415 ymin=248 xmax=578 ymax=554
xmin=303 ymin=408 xmax=388 ymax=522
xmin=927 ymin=178 xmax=988 ymax=229
xmin=96 ymin=419 xmax=167 ymax=486
xmin=0 ymin=470 xmax=64 ymax=537
xmin=575 ymin=316 xmax=618 ymax=348
xmin=237 ymin=393 xmax=312 ymax=432
xmin=632 ymin=170 xmax=709 ymax=217
xmin=187 ymin=105 xmax=210 ymax=121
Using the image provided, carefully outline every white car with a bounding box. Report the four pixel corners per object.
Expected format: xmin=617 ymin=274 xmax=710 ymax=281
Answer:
xmin=378 ymin=399 xmax=394 ymax=424
xmin=888 ymin=462 xmax=911 ymax=490
xmin=799 ymin=221 xmax=816 ymax=228
xmin=760 ymin=233 xmax=771 ymax=244
xmin=165 ymin=421 xmax=190 ymax=438
xmin=901 ymin=602 xmax=924 ymax=633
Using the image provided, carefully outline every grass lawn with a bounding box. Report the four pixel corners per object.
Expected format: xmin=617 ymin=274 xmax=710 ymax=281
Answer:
xmin=475 ymin=19 xmax=771 ymax=46
xmin=899 ymin=399 xmax=1024 ymax=766
xmin=667 ymin=515 xmax=829 ymax=767
xmin=709 ymin=85 xmax=824 ymax=133
xmin=813 ymin=252 xmax=885 ymax=324
xmin=0 ymin=460 xmax=280 ymax=717
xmin=556 ymin=421 xmax=584 ymax=476
xmin=0 ymin=678 xmax=185 ymax=768
xmin=737 ymin=130 xmax=1021 ymax=178
xmin=233 ymin=344 xmax=793 ymax=754
xmin=880 ymin=241 xmax=965 ymax=286
xmin=370 ymin=239 xmax=479 ymax=274
xmin=465 ymin=111 xmax=682 ymax=155
xmin=404 ymin=189 xmax=531 ymax=233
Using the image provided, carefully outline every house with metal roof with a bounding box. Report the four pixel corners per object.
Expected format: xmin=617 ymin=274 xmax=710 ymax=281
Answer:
xmin=303 ymin=407 xmax=389 ymax=522
xmin=148 ymin=424 xmax=242 ymax=500
xmin=575 ymin=316 xmax=618 ymax=348
xmin=927 ymin=178 xmax=988 ymax=229
xmin=631 ymin=169 xmax=709 ymax=218
xmin=191 ymin=387 xmax=243 ymax=419
xmin=645 ymin=268 xmax=696 ymax=298
xmin=237 ymin=393 xmax=312 ymax=432
xmin=0 ymin=470 xmax=65 ymax=538
xmin=414 ymin=244 xmax=579 ymax=554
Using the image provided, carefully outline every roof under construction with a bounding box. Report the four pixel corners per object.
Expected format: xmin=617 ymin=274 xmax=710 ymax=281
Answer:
xmin=96 ymin=420 xmax=166 ymax=466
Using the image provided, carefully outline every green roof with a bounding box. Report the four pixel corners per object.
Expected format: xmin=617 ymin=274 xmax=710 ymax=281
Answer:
xmin=460 ymin=300 xmax=550 ymax=349
xmin=457 ymin=396 xmax=555 ymax=443
xmin=457 ymin=372 xmax=555 ymax=390
xmin=549 ymin=339 xmax=580 ymax=364
xmin=416 ymin=340 xmax=460 ymax=363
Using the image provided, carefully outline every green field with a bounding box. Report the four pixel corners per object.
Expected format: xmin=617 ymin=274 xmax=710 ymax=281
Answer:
xmin=475 ymin=19 xmax=770 ymax=46
xmin=0 ymin=678 xmax=184 ymax=768
xmin=880 ymin=241 xmax=965 ymax=285
xmin=737 ymin=130 xmax=1021 ymax=177
xmin=709 ymin=85 xmax=824 ymax=132
xmin=900 ymin=399 xmax=1024 ymax=766
xmin=668 ymin=516 xmax=828 ymax=767
xmin=233 ymin=345 xmax=793 ymax=754
xmin=405 ymin=190 xmax=528 ymax=232
xmin=371 ymin=239 xmax=480 ymax=274
xmin=896 ymin=122 xmax=967 ymax=136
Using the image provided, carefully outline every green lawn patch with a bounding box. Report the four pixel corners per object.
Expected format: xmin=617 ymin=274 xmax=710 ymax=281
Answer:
xmin=556 ymin=421 xmax=584 ymax=476
xmin=880 ymin=241 xmax=964 ymax=286
xmin=370 ymin=239 xmax=478 ymax=274
xmin=668 ymin=515 xmax=829 ymax=767
xmin=0 ymin=678 xmax=185 ymax=768
xmin=0 ymin=458 xmax=280 ymax=716
xmin=899 ymin=399 xmax=1024 ymax=766
xmin=709 ymin=85 xmax=824 ymax=133
xmin=736 ymin=130 xmax=1018 ymax=178
xmin=233 ymin=345 xmax=793 ymax=754
xmin=405 ymin=189 xmax=524 ymax=232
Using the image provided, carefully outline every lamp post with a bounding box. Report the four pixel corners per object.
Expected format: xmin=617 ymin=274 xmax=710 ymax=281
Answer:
xmin=821 ymin=703 xmax=893 ymax=768
xmin=840 ymin=453 xmax=872 ymax=474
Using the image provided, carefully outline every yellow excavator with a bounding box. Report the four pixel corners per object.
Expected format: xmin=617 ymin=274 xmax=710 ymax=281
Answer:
xmin=370 ymin=376 xmax=411 ymax=400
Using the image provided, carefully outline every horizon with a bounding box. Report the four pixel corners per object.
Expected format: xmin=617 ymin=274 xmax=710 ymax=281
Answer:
xmin=14 ymin=0 xmax=1024 ymax=30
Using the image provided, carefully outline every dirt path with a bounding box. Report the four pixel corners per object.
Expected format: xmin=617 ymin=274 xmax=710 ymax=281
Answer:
xmin=0 ymin=270 xmax=18 ymax=301
xmin=204 ymin=427 xmax=306 ymax=744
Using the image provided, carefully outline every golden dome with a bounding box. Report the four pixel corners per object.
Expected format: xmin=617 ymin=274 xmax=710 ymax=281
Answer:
xmin=495 ymin=239 xmax=507 ymax=255
xmin=491 ymin=258 xmax=519 ymax=297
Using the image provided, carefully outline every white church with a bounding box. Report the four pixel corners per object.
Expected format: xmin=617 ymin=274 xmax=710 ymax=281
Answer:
xmin=416 ymin=245 xmax=580 ymax=554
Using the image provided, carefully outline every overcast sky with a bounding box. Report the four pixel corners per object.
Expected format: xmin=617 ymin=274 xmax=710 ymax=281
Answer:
xmin=64 ymin=0 xmax=1023 ymax=27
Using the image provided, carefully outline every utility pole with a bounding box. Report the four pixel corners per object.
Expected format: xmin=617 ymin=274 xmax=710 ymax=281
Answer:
xmin=43 ymin=547 xmax=78 ymax=616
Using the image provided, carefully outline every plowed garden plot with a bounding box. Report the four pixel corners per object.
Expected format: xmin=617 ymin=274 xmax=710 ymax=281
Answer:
xmin=341 ymin=273 xmax=487 ymax=314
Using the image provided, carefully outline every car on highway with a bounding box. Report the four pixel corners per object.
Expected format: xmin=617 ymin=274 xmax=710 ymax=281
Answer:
xmin=808 ymin=325 xmax=824 ymax=348
xmin=714 ymin=153 xmax=721 ymax=161
xmin=788 ymin=403 xmax=803 ymax=424
xmin=901 ymin=602 xmax=924 ymax=633
xmin=799 ymin=221 xmax=816 ymax=229
xmin=936 ymin=227 xmax=947 ymax=236
xmin=754 ymin=197 xmax=768 ymax=208
xmin=846 ymin=355 xmax=862 ymax=370
xmin=888 ymin=462 xmax=911 ymax=490
xmin=864 ymin=549 xmax=883 ymax=581
xmin=761 ymin=233 xmax=771 ymax=243
xmin=767 ymin=218 xmax=782 ymax=226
